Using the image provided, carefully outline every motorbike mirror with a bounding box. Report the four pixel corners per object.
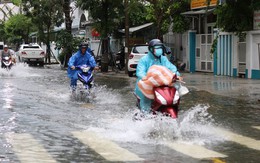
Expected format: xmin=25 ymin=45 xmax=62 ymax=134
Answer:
xmin=165 ymin=46 xmax=172 ymax=55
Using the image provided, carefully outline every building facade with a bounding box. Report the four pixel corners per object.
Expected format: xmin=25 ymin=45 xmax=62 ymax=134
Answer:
xmin=164 ymin=0 xmax=260 ymax=79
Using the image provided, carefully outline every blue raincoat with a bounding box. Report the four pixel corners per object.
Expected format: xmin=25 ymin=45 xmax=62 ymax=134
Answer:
xmin=67 ymin=50 xmax=96 ymax=87
xmin=135 ymin=51 xmax=180 ymax=113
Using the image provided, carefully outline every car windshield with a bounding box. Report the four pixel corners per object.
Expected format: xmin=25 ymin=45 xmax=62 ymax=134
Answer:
xmin=132 ymin=45 xmax=148 ymax=54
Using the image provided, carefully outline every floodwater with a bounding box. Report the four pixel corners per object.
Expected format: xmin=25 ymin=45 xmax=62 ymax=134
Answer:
xmin=0 ymin=64 xmax=259 ymax=163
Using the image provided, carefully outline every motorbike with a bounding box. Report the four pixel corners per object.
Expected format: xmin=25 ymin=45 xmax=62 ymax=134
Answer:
xmin=134 ymin=78 xmax=189 ymax=119
xmin=1 ymin=56 xmax=13 ymax=70
xmin=76 ymin=65 xmax=94 ymax=91
xmin=70 ymin=65 xmax=94 ymax=101
xmin=108 ymin=46 xmax=125 ymax=71
xmin=115 ymin=46 xmax=125 ymax=70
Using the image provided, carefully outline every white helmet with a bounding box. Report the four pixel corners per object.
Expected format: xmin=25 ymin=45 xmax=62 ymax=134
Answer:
xmin=4 ymin=45 xmax=8 ymax=48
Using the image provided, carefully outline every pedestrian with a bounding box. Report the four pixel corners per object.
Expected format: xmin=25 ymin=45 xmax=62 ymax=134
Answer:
xmin=134 ymin=39 xmax=182 ymax=113
xmin=67 ymin=42 xmax=99 ymax=91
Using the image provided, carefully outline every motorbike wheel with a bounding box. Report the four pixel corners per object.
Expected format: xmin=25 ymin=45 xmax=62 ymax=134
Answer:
xmin=128 ymin=71 xmax=134 ymax=77
xmin=117 ymin=64 xmax=122 ymax=71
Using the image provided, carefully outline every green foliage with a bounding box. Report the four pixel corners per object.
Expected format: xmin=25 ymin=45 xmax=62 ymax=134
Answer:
xmin=169 ymin=1 xmax=190 ymax=34
xmin=215 ymin=0 xmax=254 ymax=36
xmin=145 ymin=0 xmax=190 ymax=37
xmin=11 ymin=0 xmax=21 ymax=6
xmin=128 ymin=0 xmax=149 ymax=27
xmin=55 ymin=30 xmax=83 ymax=64
xmin=172 ymin=15 xmax=190 ymax=33
xmin=4 ymin=14 xmax=34 ymax=44
xmin=145 ymin=0 xmax=171 ymax=38
xmin=0 ymin=24 xmax=6 ymax=41
xmin=77 ymin=0 xmax=123 ymax=37
xmin=21 ymin=0 xmax=64 ymax=43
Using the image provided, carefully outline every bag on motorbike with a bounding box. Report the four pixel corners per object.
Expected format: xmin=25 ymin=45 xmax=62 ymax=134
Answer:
xmin=175 ymin=83 xmax=189 ymax=97
xmin=137 ymin=65 xmax=175 ymax=99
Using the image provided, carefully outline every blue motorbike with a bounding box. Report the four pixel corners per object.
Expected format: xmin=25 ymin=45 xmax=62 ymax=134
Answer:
xmin=76 ymin=65 xmax=94 ymax=90
xmin=72 ymin=65 xmax=94 ymax=101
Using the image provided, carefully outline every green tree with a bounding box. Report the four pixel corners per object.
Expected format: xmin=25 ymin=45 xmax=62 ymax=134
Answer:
xmin=145 ymin=0 xmax=171 ymax=39
xmin=4 ymin=14 xmax=34 ymax=44
xmin=60 ymin=0 xmax=74 ymax=68
xmin=55 ymin=30 xmax=83 ymax=65
xmin=215 ymin=0 xmax=260 ymax=36
xmin=145 ymin=0 xmax=190 ymax=39
xmin=11 ymin=0 xmax=22 ymax=6
xmin=77 ymin=0 xmax=123 ymax=72
xmin=22 ymin=0 xmax=64 ymax=64
xmin=128 ymin=0 xmax=149 ymax=27
xmin=169 ymin=1 xmax=190 ymax=34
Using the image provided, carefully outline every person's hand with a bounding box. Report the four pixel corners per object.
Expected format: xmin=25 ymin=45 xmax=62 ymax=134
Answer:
xmin=177 ymin=76 xmax=183 ymax=81
xmin=94 ymin=66 xmax=99 ymax=71
xmin=71 ymin=66 xmax=75 ymax=70
xmin=142 ymin=76 xmax=148 ymax=81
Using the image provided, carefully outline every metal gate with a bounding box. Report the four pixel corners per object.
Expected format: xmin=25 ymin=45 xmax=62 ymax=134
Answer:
xmin=195 ymin=34 xmax=214 ymax=72
xmin=238 ymin=41 xmax=246 ymax=77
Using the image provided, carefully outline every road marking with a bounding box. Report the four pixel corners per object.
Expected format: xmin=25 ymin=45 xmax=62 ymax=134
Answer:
xmin=5 ymin=133 xmax=56 ymax=163
xmin=212 ymin=158 xmax=226 ymax=163
xmin=165 ymin=141 xmax=227 ymax=159
xmin=252 ymin=126 xmax=260 ymax=130
xmin=71 ymin=130 xmax=144 ymax=162
xmin=80 ymin=103 xmax=94 ymax=108
xmin=214 ymin=127 xmax=260 ymax=151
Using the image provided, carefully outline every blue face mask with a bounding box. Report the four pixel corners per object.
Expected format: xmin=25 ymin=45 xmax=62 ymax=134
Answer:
xmin=154 ymin=47 xmax=163 ymax=57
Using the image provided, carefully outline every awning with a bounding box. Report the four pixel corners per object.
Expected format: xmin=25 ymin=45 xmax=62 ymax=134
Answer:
xmin=119 ymin=22 xmax=153 ymax=34
xmin=181 ymin=8 xmax=215 ymax=15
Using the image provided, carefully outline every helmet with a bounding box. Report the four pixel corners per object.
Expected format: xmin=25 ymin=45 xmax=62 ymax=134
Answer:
xmin=4 ymin=45 xmax=8 ymax=48
xmin=79 ymin=42 xmax=88 ymax=49
xmin=148 ymin=39 xmax=163 ymax=52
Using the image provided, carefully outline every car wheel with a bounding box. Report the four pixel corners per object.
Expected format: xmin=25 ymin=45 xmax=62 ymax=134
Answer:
xmin=128 ymin=71 xmax=134 ymax=77
xmin=39 ymin=61 xmax=44 ymax=67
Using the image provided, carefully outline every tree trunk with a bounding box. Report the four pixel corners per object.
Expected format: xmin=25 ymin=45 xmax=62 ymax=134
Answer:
xmin=45 ymin=29 xmax=51 ymax=64
xmin=124 ymin=0 xmax=130 ymax=74
xmin=63 ymin=0 xmax=72 ymax=68
xmin=100 ymin=0 xmax=109 ymax=72
xmin=101 ymin=37 xmax=109 ymax=72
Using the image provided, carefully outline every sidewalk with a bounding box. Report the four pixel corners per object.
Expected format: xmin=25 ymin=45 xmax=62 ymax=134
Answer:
xmin=182 ymin=72 xmax=260 ymax=101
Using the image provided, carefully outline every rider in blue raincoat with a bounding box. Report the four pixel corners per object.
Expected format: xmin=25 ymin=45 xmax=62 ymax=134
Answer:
xmin=135 ymin=39 xmax=182 ymax=113
xmin=67 ymin=42 xmax=97 ymax=90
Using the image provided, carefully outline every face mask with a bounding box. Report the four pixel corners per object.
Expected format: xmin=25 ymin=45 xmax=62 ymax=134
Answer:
xmin=154 ymin=48 xmax=163 ymax=57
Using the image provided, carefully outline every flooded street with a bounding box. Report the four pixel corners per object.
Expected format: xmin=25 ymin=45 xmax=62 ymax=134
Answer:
xmin=0 ymin=64 xmax=260 ymax=163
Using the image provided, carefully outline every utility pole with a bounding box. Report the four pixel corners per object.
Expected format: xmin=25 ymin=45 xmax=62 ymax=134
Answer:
xmin=124 ymin=0 xmax=130 ymax=74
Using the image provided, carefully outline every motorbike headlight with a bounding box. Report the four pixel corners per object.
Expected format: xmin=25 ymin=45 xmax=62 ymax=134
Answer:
xmin=173 ymin=91 xmax=180 ymax=105
xmin=155 ymin=91 xmax=167 ymax=105
xmin=82 ymin=67 xmax=90 ymax=72
xmin=4 ymin=57 xmax=9 ymax=60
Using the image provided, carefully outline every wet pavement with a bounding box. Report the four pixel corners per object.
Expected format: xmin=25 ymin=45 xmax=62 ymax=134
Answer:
xmin=0 ymin=64 xmax=259 ymax=163
xmin=100 ymin=69 xmax=260 ymax=101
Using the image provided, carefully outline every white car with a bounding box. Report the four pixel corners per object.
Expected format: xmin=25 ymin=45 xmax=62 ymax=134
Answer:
xmin=127 ymin=44 xmax=149 ymax=77
xmin=17 ymin=43 xmax=45 ymax=66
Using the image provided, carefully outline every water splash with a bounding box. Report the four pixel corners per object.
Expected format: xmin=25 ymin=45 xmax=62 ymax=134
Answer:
xmin=87 ymin=104 xmax=224 ymax=146
xmin=0 ymin=63 xmax=39 ymax=78
xmin=92 ymin=85 xmax=122 ymax=105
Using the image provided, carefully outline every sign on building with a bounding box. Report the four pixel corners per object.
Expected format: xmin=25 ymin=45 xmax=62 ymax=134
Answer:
xmin=254 ymin=10 xmax=260 ymax=30
xmin=191 ymin=0 xmax=217 ymax=9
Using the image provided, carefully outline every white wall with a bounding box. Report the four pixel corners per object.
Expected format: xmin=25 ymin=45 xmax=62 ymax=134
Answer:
xmin=246 ymin=30 xmax=260 ymax=78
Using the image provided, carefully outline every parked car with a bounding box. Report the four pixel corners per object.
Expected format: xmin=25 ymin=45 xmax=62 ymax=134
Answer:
xmin=127 ymin=44 xmax=149 ymax=77
xmin=17 ymin=43 xmax=45 ymax=66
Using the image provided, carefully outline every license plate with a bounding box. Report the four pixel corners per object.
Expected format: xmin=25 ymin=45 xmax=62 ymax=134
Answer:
xmin=30 ymin=59 xmax=36 ymax=61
